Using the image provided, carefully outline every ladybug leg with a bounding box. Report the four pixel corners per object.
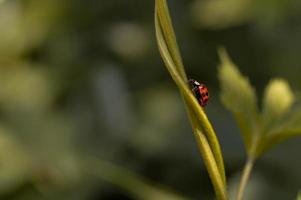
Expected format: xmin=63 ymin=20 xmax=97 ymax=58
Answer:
xmin=192 ymin=87 xmax=198 ymax=94
xmin=192 ymin=87 xmax=202 ymax=102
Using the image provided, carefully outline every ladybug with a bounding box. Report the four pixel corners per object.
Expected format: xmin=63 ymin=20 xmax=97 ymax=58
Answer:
xmin=188 ymin=79 xmax=209 ymax=107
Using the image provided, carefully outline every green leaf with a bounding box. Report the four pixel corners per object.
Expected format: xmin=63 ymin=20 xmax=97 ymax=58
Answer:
xmin=191 ymin=0 xmax=253 ymax=29
xmin=155 ymin=0 xmax=186 ymax=80
xmin=257 ymin=106 xmax=301 ymax=155
xmin=218 ymin=48 xmax=259 ymax=153
xmin=297 ymin=191 xmax=301 ymax=200
xmin=155 ymin=1 xmax=228 ymax=199
xmin=89 ymin=159 xmax=190 ymax=200
xmin=0 ymin=0 xmax=7 ymax=5
xmin=194 ymin=129 xmax=228 ymax=200
xmin=262 ymin=79 xmax=294 ymax=132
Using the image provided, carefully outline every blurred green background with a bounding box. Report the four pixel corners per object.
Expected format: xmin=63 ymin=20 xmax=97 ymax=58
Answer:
xmin=0 ymin=0 xmax=300 ymax=199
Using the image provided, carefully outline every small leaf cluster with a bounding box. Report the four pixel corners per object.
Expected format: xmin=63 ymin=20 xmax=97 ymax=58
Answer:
xmin=218 ymin=48 xmax=301 ymax=159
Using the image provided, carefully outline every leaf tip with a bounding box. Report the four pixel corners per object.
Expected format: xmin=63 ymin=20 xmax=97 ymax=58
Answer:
xmin=217 ymin=46 xmax=232 ymax=67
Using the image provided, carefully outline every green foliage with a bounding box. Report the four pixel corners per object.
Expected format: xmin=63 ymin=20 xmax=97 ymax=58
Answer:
xmin=218 ymin=48 xmax=301 ymax=158
xmin=155 ymin=0 xmax=227 ymax=199
xmin=218 ymin=49 xmax=258 ymax=153
xmin=191 ymin=0 xmax=252 ymax=29
xmin=90 ymin=159 xmax=190 ymax=200
xmin=191 ymin=0 xmax=297 ymax=29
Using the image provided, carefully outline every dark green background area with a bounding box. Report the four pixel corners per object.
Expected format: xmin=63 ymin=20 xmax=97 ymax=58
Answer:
xmin=0 ymin=0 xmax=300 ymax=199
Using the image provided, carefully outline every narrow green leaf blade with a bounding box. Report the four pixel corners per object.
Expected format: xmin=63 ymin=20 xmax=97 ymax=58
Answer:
xmin=155 ymin=2 xmax=226 ymax=186
xmin=155 ymin=0 xmax=186 ymax=80
xmin=195 ymin=129 xmax=228 ymax=200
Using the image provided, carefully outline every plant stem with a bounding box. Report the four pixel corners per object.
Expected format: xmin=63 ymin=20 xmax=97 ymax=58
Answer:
xmin=236 ymin=158 xmax=255 ymax=200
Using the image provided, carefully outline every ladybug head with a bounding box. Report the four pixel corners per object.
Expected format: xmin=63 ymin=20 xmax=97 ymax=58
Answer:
xmin=188 ymin=78 xmax=201 ymax=86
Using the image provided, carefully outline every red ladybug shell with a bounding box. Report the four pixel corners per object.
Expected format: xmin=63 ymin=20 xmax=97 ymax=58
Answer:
xmin=189 ymin=79 xmax=209 ymax=107
xmin=198 ymin=84 xmax=209 ymax=107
